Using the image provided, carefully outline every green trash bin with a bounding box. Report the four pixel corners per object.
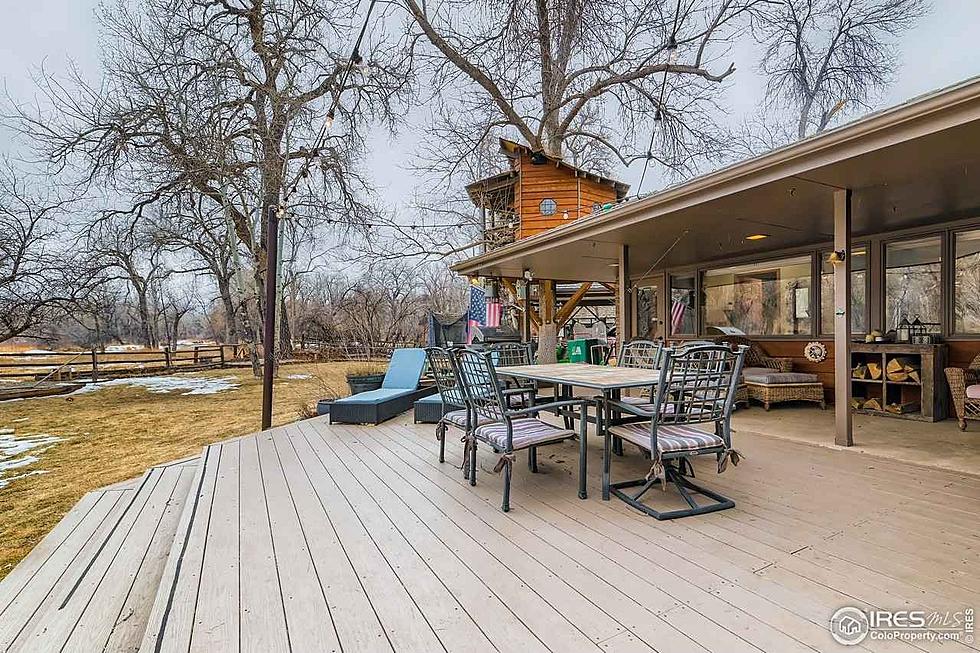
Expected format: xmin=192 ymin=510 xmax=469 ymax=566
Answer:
xmin=567 ymin=338 xmax=598 ymax=363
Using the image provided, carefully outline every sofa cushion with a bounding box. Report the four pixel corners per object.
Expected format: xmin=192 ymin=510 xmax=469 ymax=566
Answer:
xmin=334 ymin=388 xmax=414 ymax=404
xmin=966 ymin=384 xmax=980 ymax=400
xmin=742 ymin=367 xmax=819 ymax=385
xmin=381 ymin=348 xmax=427 ymax=390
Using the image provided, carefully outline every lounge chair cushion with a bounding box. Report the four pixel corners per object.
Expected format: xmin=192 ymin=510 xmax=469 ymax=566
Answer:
xmin=966 ymin=384 xmax=980 ymax=399
xmin=742 ymin=367 xmax=818 ymax=385
xmin=608 ymin=422 xmax=725 ymax=454
xmin=334 ymin=388 xmax=414 ymax=404
xmin=474 ymin=418 xmax=574 ymax=450
xmin=442 ymin=409 xmax=492 ymax=429
xmin=381 ymin=348 xmax=427 ymax=390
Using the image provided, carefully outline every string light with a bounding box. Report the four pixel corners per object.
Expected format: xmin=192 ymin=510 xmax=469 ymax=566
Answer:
xmin=637 ymin=0 xmax=682 ymax=193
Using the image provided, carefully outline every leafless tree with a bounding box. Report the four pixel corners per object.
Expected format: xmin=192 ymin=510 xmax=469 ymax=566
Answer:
xmin=0 ymin=163 xmax=86 ymax=343
xmin=755 ymin=0 xmax=929 ymax=139
xmin=402 ymin=0 xmax=764 ymax=179
xmin=6 ymin=0 xmax=409 ymax=366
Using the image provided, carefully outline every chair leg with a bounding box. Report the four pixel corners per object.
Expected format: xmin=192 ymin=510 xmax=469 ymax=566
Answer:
xmin=437 ymin=424 xmax=446 ymax=463
xmin=528 ymin=446 xmax=538 ymax=473
xmin=501 ymin=462 xmax=512 ymax=512
xmin=469 ymin=440 xmax=478 ymax=486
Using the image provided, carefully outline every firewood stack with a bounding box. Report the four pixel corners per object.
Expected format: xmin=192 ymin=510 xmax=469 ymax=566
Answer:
xmin=886 ymin=357 xmax=921 ymax=383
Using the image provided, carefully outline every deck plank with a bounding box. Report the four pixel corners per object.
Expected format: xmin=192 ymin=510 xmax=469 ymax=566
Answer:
xmin=190 ymin=438 xmax=241 ymax=652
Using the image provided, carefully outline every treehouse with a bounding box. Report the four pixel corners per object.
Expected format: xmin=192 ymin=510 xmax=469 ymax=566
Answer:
xmin=466 ymin=139 xmax=629 ymax=249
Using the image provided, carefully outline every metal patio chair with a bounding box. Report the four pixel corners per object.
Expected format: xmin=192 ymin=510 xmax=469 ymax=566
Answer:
xmin=453 ymin=348 xmax=589 ymax=512
xmin=604 ymin=343 xmax=748 ymax=520
xmin=425 ymin=346 xmax=480 ymax=466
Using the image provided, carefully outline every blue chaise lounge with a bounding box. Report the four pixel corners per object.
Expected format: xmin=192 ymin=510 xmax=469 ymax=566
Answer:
xmin=329 ymin=348 xmax=437 ymax=425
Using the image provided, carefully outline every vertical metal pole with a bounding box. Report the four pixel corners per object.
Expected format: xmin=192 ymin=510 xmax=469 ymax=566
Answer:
xmin=617 ymin=245 xmax=632 ymax=347
xmin=261 ymin=205 xmax=280 ymax=431
xmin=833 ymin=189 xmax=853 ymax=446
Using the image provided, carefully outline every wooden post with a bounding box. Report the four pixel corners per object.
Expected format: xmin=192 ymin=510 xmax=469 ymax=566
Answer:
xmin=219 ymin=345 xmax=226 ymax=367
xmin=834 ymin=189 xmax=853 ymax=446
xmin=90 ymin=349 xmax=99 ymax=382
xmin=617 ymin=245 xmax=632 ymax=351
xmin=164 ymin=347 xmax=172 ymax=371
xmin=193 ymin=346 xmax=200 ymax=365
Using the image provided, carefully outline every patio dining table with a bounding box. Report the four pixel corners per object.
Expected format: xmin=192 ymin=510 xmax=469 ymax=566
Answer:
xmin=495 ymin=363 xmax=662 ymax=499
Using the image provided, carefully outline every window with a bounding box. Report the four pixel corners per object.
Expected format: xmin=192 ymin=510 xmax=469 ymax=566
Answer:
xmin=820 ymin=247 xmax=867 ymax=334
xmin=539 ymin=198 xmax=557 ymax=215
xmin=669 ymin=274 xmax=696 ymax=335
xmin=884 ymin=236 xmax=942 ymax=330
xmin=701 ymin=255 xmax=812 ymax=336
xmin=955 ymin=229 xmax=980 ymax=333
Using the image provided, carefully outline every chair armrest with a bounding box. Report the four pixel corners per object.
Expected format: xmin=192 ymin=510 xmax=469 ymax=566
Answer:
xmin=945 ymin=367 xmax=967 ymax=396
xmin=762 ymin=356 xmax=793 ymax=372
xmin=606 ymin=399 xmax=655 ymax=418
xmin=501 ymin=386 xmax=536 ymax=397
xmin=506 ymin=398 xmax=589 ymax=417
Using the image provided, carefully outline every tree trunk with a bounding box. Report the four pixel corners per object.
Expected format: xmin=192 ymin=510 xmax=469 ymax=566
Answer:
xmin=217 ymin=276 xmax=239 ymax=344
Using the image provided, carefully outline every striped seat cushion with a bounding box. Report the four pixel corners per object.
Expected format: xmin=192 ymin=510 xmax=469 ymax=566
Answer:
xmin=441 ymin=409 xmax=492 ymax=429
xmin=474 ymin=418 xmax=574 ymax=450
xmin=607 ymin=422 xmax=724 ymax=454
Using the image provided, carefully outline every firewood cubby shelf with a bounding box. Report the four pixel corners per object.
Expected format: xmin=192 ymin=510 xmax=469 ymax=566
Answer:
xmin=849 ymin=343 xmax=948 ymax=422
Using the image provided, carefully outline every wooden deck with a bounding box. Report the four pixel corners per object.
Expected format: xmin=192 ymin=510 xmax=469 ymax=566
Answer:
xmin=2 ymin=416 xmax=977 ymax=652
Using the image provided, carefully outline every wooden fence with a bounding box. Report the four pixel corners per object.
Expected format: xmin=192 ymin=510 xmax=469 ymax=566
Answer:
xmin=0 ymin=345 xmax=243 ymax=383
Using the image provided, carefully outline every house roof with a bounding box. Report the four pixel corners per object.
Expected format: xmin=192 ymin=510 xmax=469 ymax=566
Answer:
xmin=453 ymin=75 xmax=980 ymax=283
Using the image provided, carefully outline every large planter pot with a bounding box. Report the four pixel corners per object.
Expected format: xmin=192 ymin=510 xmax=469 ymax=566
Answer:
xmin=346 ymin=373 xmax=385 ymax=395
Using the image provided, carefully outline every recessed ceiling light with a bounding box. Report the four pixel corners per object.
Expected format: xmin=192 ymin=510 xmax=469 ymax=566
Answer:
xmin=745 ymin=233 xmax=769 ymax=241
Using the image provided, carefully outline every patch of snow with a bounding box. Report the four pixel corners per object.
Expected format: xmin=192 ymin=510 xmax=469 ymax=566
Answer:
xmin=23 ymin=349 xmax=57 ymax=355
xmin=286 ymin=373 xmax=312 ymax=380
xmin=0 ymin=434 xmax=64 ymax=489
xmin=104 ymin=344 xmax=145 ymax=352
xmin=0 ymin=470 xmax=49 ymax=489
xmin=73 ymin=375 xmax=241 ymax=397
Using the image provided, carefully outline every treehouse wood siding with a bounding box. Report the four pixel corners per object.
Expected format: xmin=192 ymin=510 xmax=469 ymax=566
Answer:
xmin=516 ymin=152 xmax=618 ymax=239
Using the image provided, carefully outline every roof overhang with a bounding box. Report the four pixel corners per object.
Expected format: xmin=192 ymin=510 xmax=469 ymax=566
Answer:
xmin=453 ymin=76 xmax=980 ymax=283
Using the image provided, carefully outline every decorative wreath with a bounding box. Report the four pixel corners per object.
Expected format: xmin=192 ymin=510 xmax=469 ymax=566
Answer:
xmin=803 ymin=341 xmax=828 ymax=363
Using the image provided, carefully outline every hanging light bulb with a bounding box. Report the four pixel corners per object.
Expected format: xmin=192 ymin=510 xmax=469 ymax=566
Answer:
xmin=324 ymin=109 xmax=335 ymax=130
xmin=562 ymin=209 xmax=570 ymax=220
xmin=667 ymin=34 xmax=679 ymax=65
xmin=655 ymin=108 xmax=663 ymax=122
xmin=351 ymin=48 xmax=365 ymax=69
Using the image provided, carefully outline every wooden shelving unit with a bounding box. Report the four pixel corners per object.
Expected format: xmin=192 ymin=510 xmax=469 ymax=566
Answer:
xmin=849 ymin=343 xmax=947 ymax=422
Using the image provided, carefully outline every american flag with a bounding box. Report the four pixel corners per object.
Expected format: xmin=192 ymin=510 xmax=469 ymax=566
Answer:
xmin=670 ymin=299 xmax=688 ymax=333
xmin=466 ymin=285 xmax=486 ymax=344
xmin=485 ymin=298 xmax=502 ymax=328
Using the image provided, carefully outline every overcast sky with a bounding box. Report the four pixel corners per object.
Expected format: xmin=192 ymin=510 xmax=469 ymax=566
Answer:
xmin=2 ymin=0 xmax=980 ymax=209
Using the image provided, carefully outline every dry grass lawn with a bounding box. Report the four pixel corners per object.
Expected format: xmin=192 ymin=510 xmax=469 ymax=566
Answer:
xmin=0 ymin=361 xmax=362 ymax=579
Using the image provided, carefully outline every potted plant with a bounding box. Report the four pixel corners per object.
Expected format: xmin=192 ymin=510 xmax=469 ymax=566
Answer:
xmin=344 ymin=361 xmax=387 ymax=395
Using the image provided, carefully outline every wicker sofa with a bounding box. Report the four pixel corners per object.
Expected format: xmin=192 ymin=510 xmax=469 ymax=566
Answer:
xmin=944 ymin=354 xmax=980 ymax=430
xmin=711 ymin=335 xmax=826 ymax=410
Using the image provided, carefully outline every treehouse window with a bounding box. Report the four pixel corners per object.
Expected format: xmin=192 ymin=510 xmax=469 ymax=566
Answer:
xmin=539 ymin=198 xmax=557 ymax=216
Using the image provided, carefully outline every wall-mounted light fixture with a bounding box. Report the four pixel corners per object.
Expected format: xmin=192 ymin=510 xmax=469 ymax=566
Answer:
xmin=745 ymin=233 xmax=769 ymax=241
xmin=828 ymin=250 xmax=847 ymax=265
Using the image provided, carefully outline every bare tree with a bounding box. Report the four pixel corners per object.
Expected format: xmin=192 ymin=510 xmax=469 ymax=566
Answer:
xmin=0 ymin=163 xmax=85 ymax=343
xmin=7 ymin=0 xmax=409 ymax=367
xmin=402 ymin=0 xmax=764 ymax=178
xmin=756 ymin=0 xmax=929 ymax=139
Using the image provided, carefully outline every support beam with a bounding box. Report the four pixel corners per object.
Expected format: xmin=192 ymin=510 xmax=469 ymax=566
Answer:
xmin=617 ymin=246 xmax=632 ymax=349
xmin=555 ymin=282 xmax=593 ymax=329
xmin=833 ymin=189 xmax=853 ymax=446
xmin=538 ymin=280 xmax=558 ymax=363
